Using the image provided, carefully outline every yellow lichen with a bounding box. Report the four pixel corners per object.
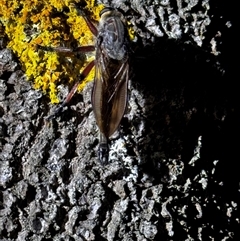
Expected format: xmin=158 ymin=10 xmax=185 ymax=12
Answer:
xmin=0 ymin=0 xmax=104 ymax=103
xmin=127 ymin=22 xmax=136 ymax=42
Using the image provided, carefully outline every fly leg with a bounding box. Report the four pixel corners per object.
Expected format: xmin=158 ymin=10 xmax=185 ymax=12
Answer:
xmin=74 ymin=7 xmax=98 ymax=37
xmin=37 ymin=45 xmax=95 ymax=55
xmin=46 ymin=59 xmax=95 ymax=120
xmin=37 ymin=9 xmax=97 ymax=120
xmin=37 ymin=44 xmax=95 ymax=120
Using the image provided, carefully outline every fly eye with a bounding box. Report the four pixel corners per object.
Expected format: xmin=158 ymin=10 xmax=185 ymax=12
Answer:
xmin=100 ymin=7 xmax=114 ymax=17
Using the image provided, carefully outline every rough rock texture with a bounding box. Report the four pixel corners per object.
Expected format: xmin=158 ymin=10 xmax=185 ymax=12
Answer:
xmin=0 ymin=0 xmax=239 ymax=240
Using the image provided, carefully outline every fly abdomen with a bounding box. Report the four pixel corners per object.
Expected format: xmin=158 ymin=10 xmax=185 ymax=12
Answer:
xmin=98 ymin=133 xmax=109 ymax=165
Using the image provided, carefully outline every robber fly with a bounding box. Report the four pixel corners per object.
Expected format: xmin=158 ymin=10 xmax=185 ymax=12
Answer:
xmin=44 ymin=7 xmax=130 ymax=164
xmin=92 ymin=8 xmax=130 ymax=164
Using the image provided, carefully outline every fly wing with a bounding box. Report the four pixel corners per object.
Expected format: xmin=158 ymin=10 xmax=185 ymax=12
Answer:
xmin=92 ymin=46 xmax=129 ymax=138
xmin=91 ymin=48 xmax=105 ymax=134
xmin=107 ymin=60 xmax=129 ymax=137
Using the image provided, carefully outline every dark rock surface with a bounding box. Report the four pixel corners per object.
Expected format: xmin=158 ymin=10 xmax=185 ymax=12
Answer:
xmin=0 ymin=0 xmax=239 ymax=240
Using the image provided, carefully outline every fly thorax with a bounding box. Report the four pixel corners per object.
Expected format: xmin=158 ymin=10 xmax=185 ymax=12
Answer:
xmin=98 ymin=16 xmax=128 ymax=61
